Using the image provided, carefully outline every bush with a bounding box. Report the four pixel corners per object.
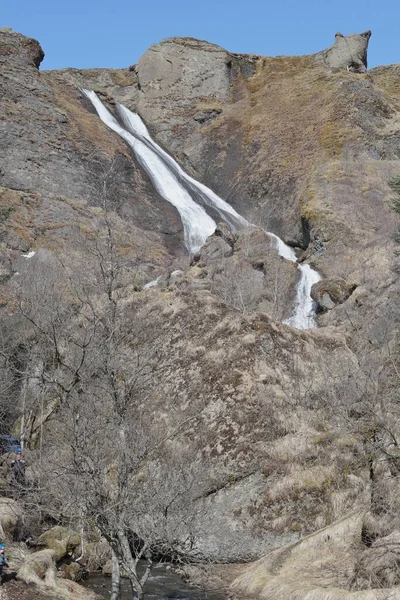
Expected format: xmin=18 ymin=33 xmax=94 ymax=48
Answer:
xmin=389 ymin=177 xmax=400 ymax=244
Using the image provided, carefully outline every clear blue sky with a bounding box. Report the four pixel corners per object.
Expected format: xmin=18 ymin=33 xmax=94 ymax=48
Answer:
xmin=2 ymin=0 xmax=399 ymax=71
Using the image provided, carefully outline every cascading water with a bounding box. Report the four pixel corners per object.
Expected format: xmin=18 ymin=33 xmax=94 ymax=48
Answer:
xmin=283 ymin=264 xmax=321 ymax=329
xmin=118 ymin=105 xmax=248 ymax=232
xmin=268 ymin=233 xmax=321 ymax=329
xmin=82 ymin=91 xmax=216 ymax=252
xmin=82 ymin=90 xmax=320 ymax=329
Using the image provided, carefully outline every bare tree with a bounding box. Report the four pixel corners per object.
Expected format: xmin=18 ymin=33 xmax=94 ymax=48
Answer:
xmin=9 ymin=206 xmax=206 ymax=599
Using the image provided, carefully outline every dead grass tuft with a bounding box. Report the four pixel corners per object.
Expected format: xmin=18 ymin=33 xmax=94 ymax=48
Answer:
xmin=267 ymin=464 xmax=337 ymax=503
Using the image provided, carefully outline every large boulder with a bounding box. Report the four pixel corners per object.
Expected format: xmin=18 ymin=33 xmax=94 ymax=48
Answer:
xmin=135 ymin=37 xmax=232 ymax=129
xmin=315 ymin=30 xmax=371 ymax=72
xmin=17 ymin=548 xmax=58 ymax=586
xmin=0 ymin=27 xmax=44 ymax=68
xmin=17 ymin=548 xmax=99 ymax=599
xmin=0 ymin=498 xmax=22 ymax=541
xmin=36 ymin=526 xmax=81 ymax=561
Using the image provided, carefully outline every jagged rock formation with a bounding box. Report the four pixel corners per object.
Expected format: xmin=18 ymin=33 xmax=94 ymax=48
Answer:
xmin=315 ymin=30 xmax=371 ymax=72
xmin=0 ymin=26 xmax=399 ymax=598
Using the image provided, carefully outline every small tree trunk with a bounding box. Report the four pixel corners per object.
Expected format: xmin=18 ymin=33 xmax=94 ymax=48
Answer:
xmin=117 ymin=529 xmax=143 ymax=600
xmin=110 ymin=547 xmax=121 ymax=600
xmin=129 ymin=578 xmax=143 ymax=600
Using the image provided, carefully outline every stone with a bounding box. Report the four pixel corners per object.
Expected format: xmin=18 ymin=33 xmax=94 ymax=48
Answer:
xmin=199 ymin=236 xmax=234 ymax=262
xmin=311 ymin=278 xmax=356 ymax=311
xmin=0 ymin=497 xmax=22 ymax=540
xmin=36 ymin=526 xmax=81 ymax=561
xmin=17 ymin=548 xmax=58 ymax=586
xmin=214 ymin=223 xmax=236 ymax=248
xmin=6 ymin=234 xmax=30 ymax=252
xmin=0 ymin=27 xmax=44 ymax=68
xmin=315 ymin=30 xmax=371 ymax=72
xmin=59 ymin=561 xmax=84 ymax=582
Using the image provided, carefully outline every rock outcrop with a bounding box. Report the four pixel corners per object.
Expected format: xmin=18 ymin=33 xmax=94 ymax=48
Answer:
xmin=315 ymin=30 xmax=371 ymax=72
xmin=0 ymin=26 xmax=44 ymax=68
xmin=311 ymin=277 xmax=356 ymax=311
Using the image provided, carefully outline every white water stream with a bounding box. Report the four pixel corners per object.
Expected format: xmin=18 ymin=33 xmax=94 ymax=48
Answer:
xmin=82 ymin=90 xmax=320 ymax=329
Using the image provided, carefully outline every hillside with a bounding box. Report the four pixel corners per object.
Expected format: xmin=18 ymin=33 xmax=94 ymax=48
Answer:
xmin=0 ymin=26 xmax=399 ymax=599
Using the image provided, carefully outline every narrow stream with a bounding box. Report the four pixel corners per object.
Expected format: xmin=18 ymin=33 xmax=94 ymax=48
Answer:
xmin=84 ymin=566 xmax=224 ymax=600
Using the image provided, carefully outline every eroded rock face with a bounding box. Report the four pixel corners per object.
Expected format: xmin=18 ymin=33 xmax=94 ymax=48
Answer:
xmin=169 ymin=226 xmax=298 ymax=320
xmin=0 ymin=28 xmax=183 ymax=260
xmin=315 ymin=30 xmax=371 ymax=72
xmin=0 ymin=27 xmax=44 ymax=68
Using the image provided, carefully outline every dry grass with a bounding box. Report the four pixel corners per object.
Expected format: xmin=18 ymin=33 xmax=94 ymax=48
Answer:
xmin=16 ymin=548 xmax=99 ymax=600
xmin=231 ymin=513 xmax=400 ymax=599
xmin=45 ymin=79 xmax=127 ymax=158
xmin=267 ymin=464 xmax=337 ymax=503
xmin=371 ymin=65 xmax=400 ymax=111
xmin=352 ymin=531 xmax=400 ymax=590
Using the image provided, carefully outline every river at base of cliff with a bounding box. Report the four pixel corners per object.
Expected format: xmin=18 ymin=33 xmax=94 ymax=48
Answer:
xmin=83 ymin=565 xmax=225 ymax=600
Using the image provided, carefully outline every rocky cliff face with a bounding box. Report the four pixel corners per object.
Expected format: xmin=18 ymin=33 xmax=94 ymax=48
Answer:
xmin=0 ymin=25 xmax=399 ymax=595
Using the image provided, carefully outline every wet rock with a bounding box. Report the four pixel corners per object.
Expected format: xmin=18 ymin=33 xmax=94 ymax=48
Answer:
xmin=214 ymin=223 xmax=236 ymax=248
xmin=199 ymin=236 xmax=233 ymax=263
xmin=59 ymin=561 xmax=85 ymax=582
xmin=311 ymin=278 xmax=356 ymax=311
xmin=194 ymin=108 xmax=222 ymax=123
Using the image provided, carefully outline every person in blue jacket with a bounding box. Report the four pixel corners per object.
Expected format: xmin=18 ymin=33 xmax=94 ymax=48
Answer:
xmin=0 ymin=544 xmax=9 ymax=583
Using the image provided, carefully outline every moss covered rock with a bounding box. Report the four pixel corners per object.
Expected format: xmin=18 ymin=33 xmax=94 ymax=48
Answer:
xmin=37 ymin=526 xmax=81 ymax=561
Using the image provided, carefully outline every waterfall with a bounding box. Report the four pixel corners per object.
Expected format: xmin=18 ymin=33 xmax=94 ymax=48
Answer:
xmin=118 ymin=105 xmax=248 ymax=232
xmin=268 ymin=233 xmax=321 ymax=329
xmin=82 ymin=91 xmax=216 ymax=253
xmin=283 ymin=264 xmax=321 ymax=329
xmin=82 ymin=90 xmax=320 ymax=329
